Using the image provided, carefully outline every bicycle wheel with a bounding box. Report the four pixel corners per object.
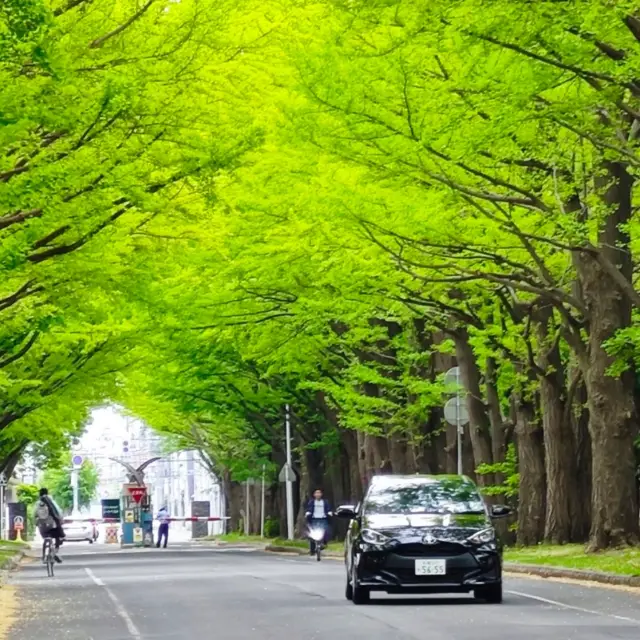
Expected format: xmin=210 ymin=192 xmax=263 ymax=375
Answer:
xmin=44 ymin=541 xmax=54 ymax=578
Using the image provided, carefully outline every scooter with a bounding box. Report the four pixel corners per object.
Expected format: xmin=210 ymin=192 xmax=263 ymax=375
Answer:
xmin=308 ymin=527 xmax=326 ymax=562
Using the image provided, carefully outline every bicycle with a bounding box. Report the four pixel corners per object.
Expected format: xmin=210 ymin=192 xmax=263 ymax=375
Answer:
xmin=43 ymin=537 xmax=55 ymax=578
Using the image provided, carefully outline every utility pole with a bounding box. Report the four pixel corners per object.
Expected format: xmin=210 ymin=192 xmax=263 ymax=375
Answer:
xmin=260 ymin=464 xmax=266 ymax=539
xmin=245 ymin=480 xmax=250 ymax=536
xmin=285 ymin=404 xmax=294 ymax=540
xmin=71 ymin=454 xmax=83 ymax=515
xmin=455 ymin=367 xmax=462 ymax=476
xmin=444 ymin=367 xmax=469 ymax=476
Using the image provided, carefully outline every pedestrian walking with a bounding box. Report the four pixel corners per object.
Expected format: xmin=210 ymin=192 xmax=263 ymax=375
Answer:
xmin=156 ymin=506 xmax=170 ymax=548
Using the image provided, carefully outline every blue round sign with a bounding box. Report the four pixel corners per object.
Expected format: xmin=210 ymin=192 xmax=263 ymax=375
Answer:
xmin=72 ymin=454 xmax=83 ymax=466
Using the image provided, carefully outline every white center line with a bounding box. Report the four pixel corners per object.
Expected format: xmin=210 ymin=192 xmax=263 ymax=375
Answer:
xmin=85 ymin=568 xmax=142 ymax=639
xmin=507 ymin=589 xmax=640 ymax=624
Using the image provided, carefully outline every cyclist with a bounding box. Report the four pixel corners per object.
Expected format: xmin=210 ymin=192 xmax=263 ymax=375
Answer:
xmin=34 ymin=488 xmax=65 ymax=564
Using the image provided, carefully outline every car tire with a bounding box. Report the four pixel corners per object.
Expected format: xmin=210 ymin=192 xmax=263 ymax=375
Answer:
xmin=351 ymin=567 xmax=370 ymax=605
xmin=345 ymin=573 xmax=353 ymax=601
xmin=474 ymin=582 xmax=502 ymax=604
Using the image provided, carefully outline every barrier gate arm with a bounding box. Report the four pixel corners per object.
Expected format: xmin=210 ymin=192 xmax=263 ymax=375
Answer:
xmin=63 ymin=516 xmax=232 ymax=524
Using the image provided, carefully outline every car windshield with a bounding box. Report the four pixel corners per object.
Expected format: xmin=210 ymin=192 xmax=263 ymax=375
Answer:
xmin=364 ymin=478 xmax=486 ymax=515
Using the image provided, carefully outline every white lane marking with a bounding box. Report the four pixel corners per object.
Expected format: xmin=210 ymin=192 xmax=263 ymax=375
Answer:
xmin=507 ymin=589 xmax=640 ymax=624
xmin=85 ymin=568 xmax=142 ymax=639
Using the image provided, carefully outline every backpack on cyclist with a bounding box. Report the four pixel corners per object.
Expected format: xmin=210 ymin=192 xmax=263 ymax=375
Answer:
xmin=36 ymin=499 xmax=55 ymax=529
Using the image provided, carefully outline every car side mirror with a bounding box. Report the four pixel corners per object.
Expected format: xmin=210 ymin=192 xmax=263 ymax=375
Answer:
xmin=490 ymin=505 xmax=512 ymax=518
xmin=336 ymin=505 xmax=357 ymax=519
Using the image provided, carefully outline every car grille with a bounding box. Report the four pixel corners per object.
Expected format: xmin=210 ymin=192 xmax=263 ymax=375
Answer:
xmin=393 ymin=542 xmax=466 ymax=558
xmin=384 ymin=566 xmax=471 ymax=585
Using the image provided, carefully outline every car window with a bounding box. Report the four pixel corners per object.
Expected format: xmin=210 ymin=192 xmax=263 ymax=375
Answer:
xmin=364 ymin=478 xmax=485 ymax=515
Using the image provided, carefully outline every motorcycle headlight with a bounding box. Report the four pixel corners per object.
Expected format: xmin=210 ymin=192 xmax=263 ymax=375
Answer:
xmin=309 ymin=528 xmax=325 ymax=542
xmin=360 ymin=529 xmax=391 ymax=546
xmin=467 ymin=528 xmax=495 ymax=545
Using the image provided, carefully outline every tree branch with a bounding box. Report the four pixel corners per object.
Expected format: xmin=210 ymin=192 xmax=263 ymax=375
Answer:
xmin=0 ymin=209 xmax=42 ymax=230
xmin=89 ymin=0 xmax=156 ymax=49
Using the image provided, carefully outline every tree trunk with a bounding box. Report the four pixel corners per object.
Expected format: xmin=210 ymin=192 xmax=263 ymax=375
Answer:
xmin=573 ymin=161 xmax=639 ymax=549
xmin=341 ymin=429 xmax=363 ymax=501
xmin=0 ymin=445 xmax=24 ymax=476
xmin=388 ymin=434 xmax=410 ymax=473
xmin=453 ymin=328 xmax=494 ymax=483
xmin=223 ymin=470 xmax=243 ymax=534
xmin=570 ymin=373 xmax=591 ymax=542
xmin=356 ymin=430 xmax=368 ymax=487
xmin=486 ymin=357 xmax=506 ymax=482
xmin=513 ymin=393 xmax=546 ymax=545
xmin=536 ymin=307 xmax=580 ymax=544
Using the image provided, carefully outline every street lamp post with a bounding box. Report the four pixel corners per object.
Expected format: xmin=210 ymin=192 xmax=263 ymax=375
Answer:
xmin=0 ymin=471 xmax=6 ymax=540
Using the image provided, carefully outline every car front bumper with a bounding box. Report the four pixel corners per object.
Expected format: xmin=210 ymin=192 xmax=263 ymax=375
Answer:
xmin=64 ymin=532 xmax=92 ymax=541
xmin=354 ymin=545 xmax=501 ymax=593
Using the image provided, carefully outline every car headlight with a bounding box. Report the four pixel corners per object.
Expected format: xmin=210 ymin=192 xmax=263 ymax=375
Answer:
xmin=360 ymin=529 xmax=391 ymax=546
xmin=467 ymin=528 xmax=495 ymax=545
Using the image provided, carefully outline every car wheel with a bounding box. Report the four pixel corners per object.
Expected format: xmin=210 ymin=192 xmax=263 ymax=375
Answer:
xmin=351 ymin=566 xmax=370 ymax=605
xmin=345 ymin=572 xmax=353 ymax=601
xmin=474 ymin=582 xmax=502 ymax=604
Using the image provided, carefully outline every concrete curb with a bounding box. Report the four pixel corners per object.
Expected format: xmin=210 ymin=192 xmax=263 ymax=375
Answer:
xmin=0 ymin=551 xmax=25 ymax=585
xmin=265 ymin=544 xmax=342 ymax=558
xmin=504 ymin=562 xmax=640 ymax=587
xmin=201 ymin=541 xmax=268 ymax=550
xmin=205 ymin=542 xmax=640 ymax=588
xmin=264 ymin=547 xmax=640 ymax=587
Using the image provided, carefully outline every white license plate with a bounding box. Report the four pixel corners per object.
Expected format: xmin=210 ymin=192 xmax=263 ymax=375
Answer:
xmin=415 ymin=559 xmax=446 ymax=576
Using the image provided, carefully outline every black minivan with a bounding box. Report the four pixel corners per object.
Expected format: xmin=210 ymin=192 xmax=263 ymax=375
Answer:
xmin=336 ymin=474 xmax=511 ymax=605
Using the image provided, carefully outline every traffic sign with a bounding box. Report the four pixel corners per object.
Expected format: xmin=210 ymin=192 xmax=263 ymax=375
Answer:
xmin=72 ymin=454 xmax=84 ymax=467
xmin=444 ymin=366 xmax=462 ymax=389
xmin=13 ymin=515 xmax=24 ymax=531
xmin=128 ymin=486 xmax=147 ymax=504
xmin=444 ymin=397 xmax=469 ymax=426
xmin=278 ymin=464 xmax=295 ymax=483
xmin=101 ymin=499 xmax=121 ymax=521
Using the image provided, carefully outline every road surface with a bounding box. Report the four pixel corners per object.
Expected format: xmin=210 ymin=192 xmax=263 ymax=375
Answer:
xmin=7 ymin=544 xmax=640 ymax=639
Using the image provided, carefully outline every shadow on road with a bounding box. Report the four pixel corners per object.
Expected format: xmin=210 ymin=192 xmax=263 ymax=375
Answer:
xmin=367 ymin=596 xmax=491 ymax=606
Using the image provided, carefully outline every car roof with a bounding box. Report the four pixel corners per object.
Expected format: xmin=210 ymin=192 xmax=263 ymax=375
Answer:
xmin=365 ymin=474 xmax=479 ymax=494
xmin=368 ymin=474 xmax=476 ymax=486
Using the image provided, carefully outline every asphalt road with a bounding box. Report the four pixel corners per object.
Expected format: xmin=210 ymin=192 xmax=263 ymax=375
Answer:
xmin=7 ymin=544 xmax=640 ymax=640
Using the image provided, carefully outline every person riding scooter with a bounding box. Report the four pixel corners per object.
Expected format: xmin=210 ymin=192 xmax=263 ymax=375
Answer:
xmin=304 ymin=488 xmax=333 ymax=555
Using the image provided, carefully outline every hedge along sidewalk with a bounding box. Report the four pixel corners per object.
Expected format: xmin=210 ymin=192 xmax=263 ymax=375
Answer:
xmin=504 ymin=544 xmax=640 ymax=587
